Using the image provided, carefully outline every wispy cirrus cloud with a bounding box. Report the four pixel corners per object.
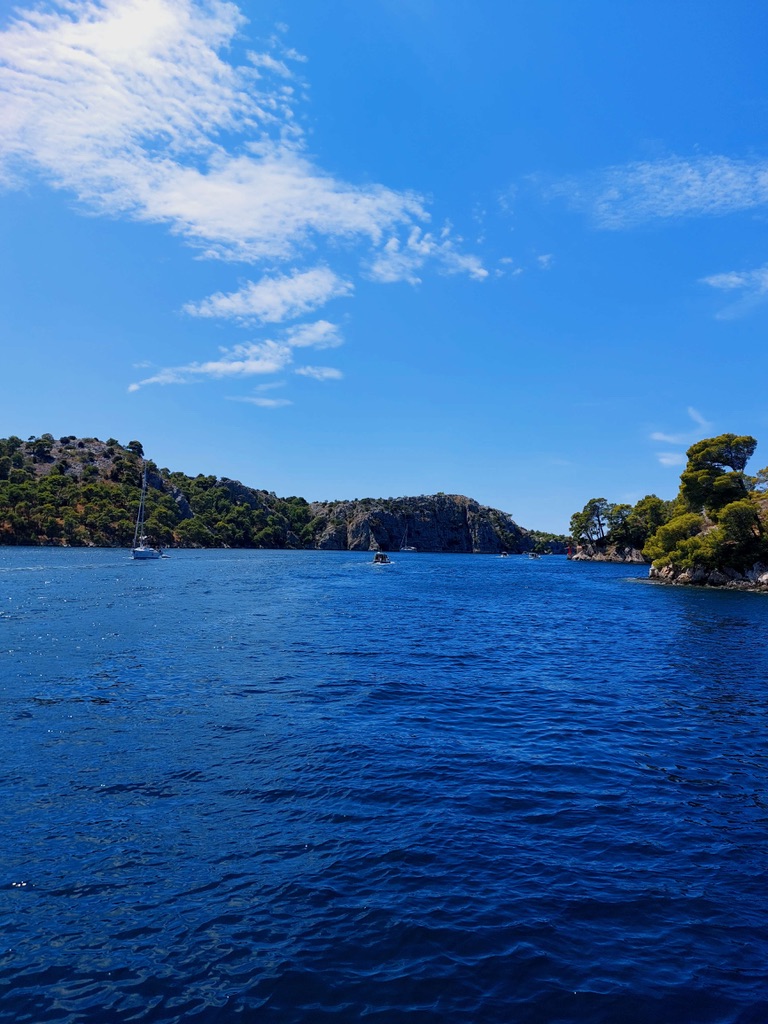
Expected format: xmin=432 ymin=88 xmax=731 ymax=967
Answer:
xmin=651 ymin=432 xmax=691 ymax=445
xmin=228 ymin=395 xmax=293 ymax=408
xmin=141 ymin=150 xmax=429 ymax=262
xmin=0 ymin=0 xmax=426 ymax=258
xmin=183 ymin=267 xmax=353 ymax=323
xmin=128 ymin=338 xmax=292 ymax=390
xmin=366 ymin=226 xmax=488 ymax=285
xmin=656 ymin=452 xmax=687 ymax=468
xmin=129 ymin=319 xmax=343 ymax=390
xmin=550 ymin=155 xmax=768 ymax=229
xmin=548 ymin=154 xmax=768 ymax=321
xmin=650 ymin=406 xmax=712 ymax=466
xmin=687 ymin=406 xmax=712 ymax=430
xmin=700 ymin=263 xmax=768 ymax=319
xmin=295 ymin=365 xmax=343 ymax=381
xmin=0 ymin=0 xmax=485 ymax=400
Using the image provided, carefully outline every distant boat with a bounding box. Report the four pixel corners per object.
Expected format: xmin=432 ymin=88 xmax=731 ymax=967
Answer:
xmin=373 ymin=551 xmax=392 ymax=565
xmin=400 ymin=526 xmax=417 ymax=552
xmin=132 ymin=468 xmax=163 ymax=560
xmin=500 ymin=551 xmax=509 ymax=557
xmin=528 ymin=552 xmax=541 ymax=559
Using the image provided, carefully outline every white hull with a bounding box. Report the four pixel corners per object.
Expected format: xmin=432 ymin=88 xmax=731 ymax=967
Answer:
xmin=132 ymin=545 xmax=162 ymax=560
xmin=399 ymin=525 xmax=416 ymax=552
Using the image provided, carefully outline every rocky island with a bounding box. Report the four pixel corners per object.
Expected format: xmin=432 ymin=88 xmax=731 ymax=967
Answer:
xmin=569 ymin=433 xmax=768 ymax=592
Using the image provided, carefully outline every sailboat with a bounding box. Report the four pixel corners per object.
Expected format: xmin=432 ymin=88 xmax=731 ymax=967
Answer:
xmin=131 ymin=468 xmax=162 ymax=560
xmin=400 ymin=525 xmax=417 ymax=552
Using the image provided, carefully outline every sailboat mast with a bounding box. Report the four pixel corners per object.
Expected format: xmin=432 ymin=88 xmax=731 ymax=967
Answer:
xmin=133 ymin=468 xmax=147 ymax=547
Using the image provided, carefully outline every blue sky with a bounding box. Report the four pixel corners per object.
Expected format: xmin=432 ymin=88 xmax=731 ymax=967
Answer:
xmin=2 ymin=0 xmax=767 ymax=533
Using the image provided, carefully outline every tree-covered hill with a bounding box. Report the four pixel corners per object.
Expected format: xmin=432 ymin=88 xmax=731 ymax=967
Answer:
xmin=569 ymin=433 xmax=768 ymax=587
xmin=0 ymin=434 xmax=566 ymax=553
xmin=0 ymin=434 xmax=312 ymax=549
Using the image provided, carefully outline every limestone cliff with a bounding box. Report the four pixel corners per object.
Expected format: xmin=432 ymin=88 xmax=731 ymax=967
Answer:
xmin=306 ymin=493 xmax=537 ymax=553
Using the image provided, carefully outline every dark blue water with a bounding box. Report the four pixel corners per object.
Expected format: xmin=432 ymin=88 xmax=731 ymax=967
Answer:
xmin=1 ymin=549 xmax=767 ymax=1024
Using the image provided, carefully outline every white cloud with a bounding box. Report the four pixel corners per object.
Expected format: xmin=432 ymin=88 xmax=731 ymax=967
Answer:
xmin=246 ymin=51 xmax=296 ymax=78
xmin=366 ymin=226 xmax=488 ymax=285
xmin=656 ymin=452 xmax=687 ymax=467
xmin=497 ymin=185 xmax=516 ymax=216
xmin=366 ymin=235 xmax=423 ymax=285
xmin=687 ymin=406 xmax=711 ymax=430
xmin=650 ymin=407 xmax=712 ymax=466
xmin=0 ymin=0 xmax=427 ymax=257
xmin=184 ymin=267 xmax=353 ymax=323
xmin=495 ymin=256 xmax=523 ymax=279
xmin=703 ymin=270 xmax=757 ymax=291
xmin=139 ymin=150 xmax=429 ymax=262
xmin=129 ymin=338 xmax=291 ymax=390
xmin=0 ymin=0 xmax=256 ymax=187
xmin=552 ymin=155 xmax=768 ymax=229
xmin=228 ymin=395 xmax=293 ymax=407
xmin=700 ymin=264 xmax=768 ymax=319
xmin=129 ymin=318 xmax=343 ymax=390
xmin=1 ymin=0 xmax=485 ymax=406
xmin=295 ymin=365 xmax=342 ymax=381
xmin=650 ymin=431 xmax=688 ymax=445
xmin=0 ymin=0 xmax=483 ymax=275
xmin=285 ymin=320 xmax=343 ymax=349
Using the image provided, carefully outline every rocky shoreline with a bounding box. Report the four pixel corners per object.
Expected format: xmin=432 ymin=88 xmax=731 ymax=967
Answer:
xmin=568 ymin=542 xmax=648 ymax=564
xmin=648 ymin=561 xmax=768 ymax=592
xmin=569 ymin=542 xmax=768 ymax=593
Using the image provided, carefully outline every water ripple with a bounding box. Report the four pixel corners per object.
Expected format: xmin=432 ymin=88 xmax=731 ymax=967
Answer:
xmin=1 ymin=550 xmax=767 ymax=1022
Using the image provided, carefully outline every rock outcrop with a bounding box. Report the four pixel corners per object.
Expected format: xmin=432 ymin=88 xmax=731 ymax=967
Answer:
xmin=569 ymin=542 xmax=648 ymax=564
xmin=649 ymin=561 xmax=768 ymax=590
xmin=307 ymin=493 xmax=536 ymax=554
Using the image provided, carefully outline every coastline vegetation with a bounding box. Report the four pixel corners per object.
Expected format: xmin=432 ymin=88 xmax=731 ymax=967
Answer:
xmin=0 ymin=434 xmax=566 ymax=552
xmin=570 ymin=433 xmax=768 ymax=579
xmin=0 ymin=434 xmax=313 ymax=549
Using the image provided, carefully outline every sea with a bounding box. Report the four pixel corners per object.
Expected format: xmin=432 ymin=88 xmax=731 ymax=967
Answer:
xmin=1 ymin=547 xmax=767 ymax=1024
